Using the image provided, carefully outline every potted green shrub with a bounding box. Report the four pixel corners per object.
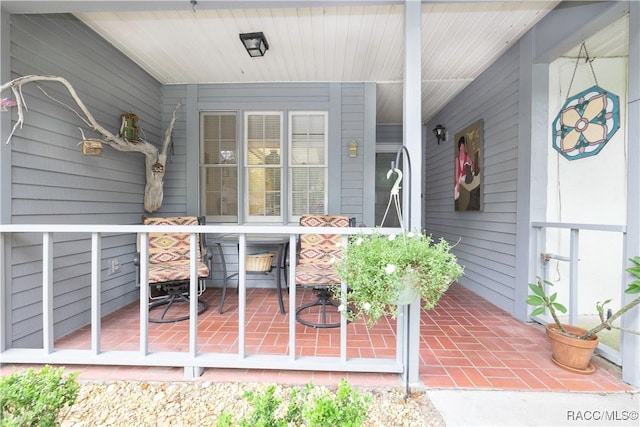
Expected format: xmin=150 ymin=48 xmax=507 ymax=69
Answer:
xmin=333 ymin=229 xmax=464 ymax=328
xmin=527 ymin=256 xmax=640 ymax=373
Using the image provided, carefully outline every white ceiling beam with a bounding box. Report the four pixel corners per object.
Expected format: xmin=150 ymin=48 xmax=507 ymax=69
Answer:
xmin=1 ymin=1 xmax=402 ymax=14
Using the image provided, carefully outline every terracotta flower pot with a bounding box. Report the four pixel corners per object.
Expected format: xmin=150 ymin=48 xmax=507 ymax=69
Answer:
xmin=545 ymin=323 xmax=599 ymax=374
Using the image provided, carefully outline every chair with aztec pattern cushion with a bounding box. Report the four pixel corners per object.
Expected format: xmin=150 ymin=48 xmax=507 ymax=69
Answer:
xmin=295 ymin=214 xmax=353 ymax=328
xmin=135 ymin=216 xmax=212 ymax=323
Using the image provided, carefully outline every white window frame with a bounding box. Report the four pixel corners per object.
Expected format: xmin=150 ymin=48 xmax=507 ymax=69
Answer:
xmin=244 ymin=111 xmax=284 ymax=223
xmin=288 ymin=111 xmax=328 ymax=223
xmin=200 ymin=111 xmax=239 ymax=223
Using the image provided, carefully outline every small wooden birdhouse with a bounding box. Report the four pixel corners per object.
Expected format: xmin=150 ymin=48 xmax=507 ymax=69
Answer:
xmin=81 ymin=139 xmax=103 ymax=155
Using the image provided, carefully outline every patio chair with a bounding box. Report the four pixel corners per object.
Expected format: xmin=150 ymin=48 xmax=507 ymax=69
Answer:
xmin=135 ymin=216 xmax=212 ymax=323
xmin=295 ymin=214 xmax=353 ymax=328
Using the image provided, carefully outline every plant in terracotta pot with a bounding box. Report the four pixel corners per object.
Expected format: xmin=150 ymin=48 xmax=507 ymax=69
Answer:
xmin=332 ymin=229 xmax=464 ymax=328
xmin=527 ymin=256 xmax=640 ymax=373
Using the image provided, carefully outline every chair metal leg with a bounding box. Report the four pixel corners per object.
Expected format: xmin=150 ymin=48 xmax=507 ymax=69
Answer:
xmin=295 ymin=287 xmax=341 ymax=328
xmin=275 ymin=242 xmax=287 ymax=314
xmin=149 ymin=285 xmax=208 ymax=323
xmin=220 ymin=273 xmax=237 ymax=314
xmin=216 ymin=242 xmax=229 ymax=314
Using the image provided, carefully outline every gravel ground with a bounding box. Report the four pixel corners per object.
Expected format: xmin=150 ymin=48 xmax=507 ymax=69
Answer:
xmin=58 ymin=381 xmax=446 ymax=426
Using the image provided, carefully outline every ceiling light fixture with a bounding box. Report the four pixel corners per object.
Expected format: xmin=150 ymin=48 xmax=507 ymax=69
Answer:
xmin=432 ymin=124 xmax=447 ymax=144
xmin=239 ymin=32 xmax=269 ymax=57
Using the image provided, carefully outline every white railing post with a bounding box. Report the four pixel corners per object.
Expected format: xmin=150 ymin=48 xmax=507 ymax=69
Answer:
xmin=139 ymin=232 xmax=149 ymax=355
xmin=185 ymin=232 xmax=203 ymax=378
xmin=288 ymin=233 xmax=297 ymax=362
xmin=189 ymin=232 xmax=198 ymax=356
xmin=569 ymin=228 xmax=579 ymax=325
xmin=396 ymin=304 xmax=406 ymax=370
xmin=91 ymin=232 xmax=101 ymax=355
xmin=0 ymin=232 xmax=5 ymax=352
xmin=42 ymin=232 xmax=54 ymax=354
xmin=340 ymin=233 xmax=348 ymax=364
xmin=531 ymin=222 xmax=627 ymax=366
xmin=0 ymin=224 xmax=403 ymax=376
xmin=238 ymin=233 xmax=246 ymax=359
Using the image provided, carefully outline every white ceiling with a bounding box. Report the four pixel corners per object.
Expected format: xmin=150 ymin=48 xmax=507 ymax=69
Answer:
xmin=71 ymin=2 xmax=561 ymax=125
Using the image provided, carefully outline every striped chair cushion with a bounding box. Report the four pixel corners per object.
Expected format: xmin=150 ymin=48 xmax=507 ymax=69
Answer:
xmin=143 ymin=216 xmax=209 ymax=283
xmin=148 ymin=259 xmax=210 ymax=284
xmin=295 ymin=215 xmax=350 ymax=286
xmin=295 ymin=263 xmax=341 ymax=285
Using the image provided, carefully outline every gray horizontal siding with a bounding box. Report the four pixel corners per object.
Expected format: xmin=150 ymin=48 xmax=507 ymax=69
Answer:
xmin=195 ymin=83 xmax=331 ymax=109
xmin=151 ymin=89 xmax=188 ymax=217
xmin=340 ymin=84 xmax=365 ymax=222
xmin=424 ymin=43 xmax=521 ymax=313
xmin=376 ymin=124 xmax=402 ymax=144
xmin=8 ymin=13 xmax=161 ymax=347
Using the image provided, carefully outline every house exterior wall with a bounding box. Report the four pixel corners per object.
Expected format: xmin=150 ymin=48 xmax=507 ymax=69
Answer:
xmin=424 ymin=44 xmax=521 ymax=313
xmin=2 ymin=14 xmax=374 ymax=346
xmin=159 ymin=82 xmax=370 ymax=223
xmin=3 ymin=14 xmax=163 ymax=347
xmin=424 ymin=1 xmax=630 ymax=317
xmin=424 ymin=0 xmax=639 ymax=385
xmin=423 ymin=2 xmax=640 ymax=384
xmin=376 ymin=124 xmax=403 ymax=144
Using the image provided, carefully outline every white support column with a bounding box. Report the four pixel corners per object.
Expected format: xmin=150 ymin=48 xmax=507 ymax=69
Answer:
xmin=403 ymin=0 xmax=422 ymax=385
xmin=623 ymin=1 xmax=640 ymax=388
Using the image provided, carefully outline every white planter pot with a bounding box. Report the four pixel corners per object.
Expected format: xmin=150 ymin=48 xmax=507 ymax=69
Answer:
xmin=395 ymin=268 xmax=419 ymax=305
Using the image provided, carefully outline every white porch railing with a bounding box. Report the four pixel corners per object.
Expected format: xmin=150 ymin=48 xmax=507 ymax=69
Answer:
xmin=530 ymin=221 xmax=627 ymax=364
xmin=0 ymin=224 xmax=407 ymax=378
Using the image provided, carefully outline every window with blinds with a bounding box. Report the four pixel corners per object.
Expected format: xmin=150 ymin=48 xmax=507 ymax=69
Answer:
xmin=200 ymin=112 xmax=238 ymax=222
xmin=200 ymin=110 xmax=327 ymax=224
xmin=289 ymin=112 xmax=327 ymax=220
xmin=245 ymin=112 xmax=283 ymax=221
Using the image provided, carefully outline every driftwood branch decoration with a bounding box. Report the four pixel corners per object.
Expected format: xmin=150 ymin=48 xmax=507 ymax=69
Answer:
xmin=1 ymin=75 xmax=180 ymax=213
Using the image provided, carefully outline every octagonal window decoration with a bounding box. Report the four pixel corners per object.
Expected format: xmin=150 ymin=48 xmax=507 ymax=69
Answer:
xmin=552 ymin=85 xmax=620 ymax=161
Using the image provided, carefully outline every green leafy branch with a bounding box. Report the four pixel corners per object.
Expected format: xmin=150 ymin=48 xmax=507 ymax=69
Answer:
xmin=526 ymin=256 xmax=640 ymax=340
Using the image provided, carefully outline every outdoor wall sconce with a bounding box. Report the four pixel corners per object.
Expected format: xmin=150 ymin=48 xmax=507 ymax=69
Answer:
xmin=239 ymin=32 xmax=269 ymax=57
xmin=348 ymin=140 xmax=358 ymax=157
xmin=432 ymin=124 xmax=447 ymax=144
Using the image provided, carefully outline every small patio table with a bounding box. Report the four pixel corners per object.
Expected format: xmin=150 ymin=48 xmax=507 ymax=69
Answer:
xmin=212 ymin=234 xmax=289 ymax=314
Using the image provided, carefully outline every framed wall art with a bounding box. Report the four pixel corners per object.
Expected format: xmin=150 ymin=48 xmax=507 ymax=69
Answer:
xmin=454 ymin=119 xmax=483 ymax=211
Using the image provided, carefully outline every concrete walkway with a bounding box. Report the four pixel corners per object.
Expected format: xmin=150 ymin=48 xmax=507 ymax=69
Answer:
xmin=427 ymin=389 xmax=640 ymax=427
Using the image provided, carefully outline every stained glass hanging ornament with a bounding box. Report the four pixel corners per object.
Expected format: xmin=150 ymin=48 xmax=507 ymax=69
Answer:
xmin=551 ymin=42 xmax=620 ymax=161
